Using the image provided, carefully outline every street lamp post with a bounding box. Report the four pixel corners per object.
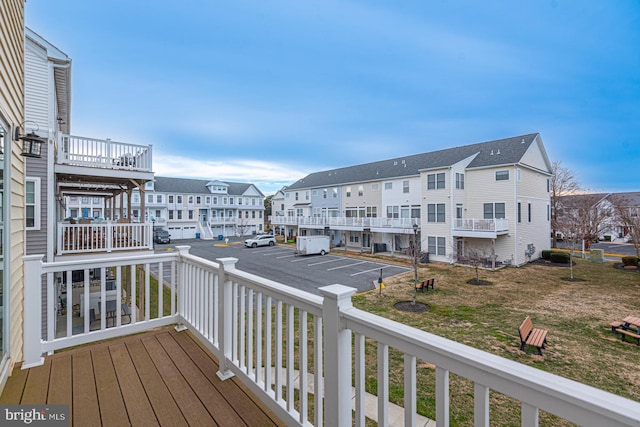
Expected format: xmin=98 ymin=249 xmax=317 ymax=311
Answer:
xmin=151 ymin=217 xmax=156 ymax=251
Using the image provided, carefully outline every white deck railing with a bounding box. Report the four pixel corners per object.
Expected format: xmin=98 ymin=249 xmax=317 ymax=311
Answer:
xmin=58 ymin=134 xmax=152 ymax=172
xmin=23 ymin=248 xmax=640 ymax=427
xmin=56 ymin=222 xmax=153 ymax=254
xmin=453 ymin=217 xmax=509 ymax=233
xmin=270 ymin=216 xmax=421 ymax=230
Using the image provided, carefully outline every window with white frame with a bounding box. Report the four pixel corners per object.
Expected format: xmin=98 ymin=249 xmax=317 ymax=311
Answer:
xmin=323 ymin=189 xmax=327 ymax=199
xmin=305 ymin=191 xmax=309 ymax=200
xmin=495 ymin=170 xmax=509 ymax=181
xmin=456 ymin=173 xmax=464 ymax=189
xmin=384 ymin=182 xmax=392 ymax=190
xmin=372 ymin=183 xmax=379 ymax=191
xmin=366 ymin=206 xmax=377 ymax=217
xmin=169 ymin=195 xmax=174 ymax=203
xmin=229 ymin=197 xmax=234 ymax=204
xmin=169 ymin=210 xmax=174 ymax=219
xmin=147 ymin=194 xmax=153 ymax=203
xmin=427 ymin=236 xmax=446 ymax=256
xmin=196 ymin=196 xmax=201 ymax=204
xmin=252 ymin=211 xmax=256 ymax=218
xmin=132 ymin=194 xmax=140 ymax=203
xmin=427 ymin=203 xmax=446 ymax=222
xmin=411 ymin=206 xmax=420 ymax=218
xmin=312 ymin=190 xmax=318 ymax=196
xmin=188 ymin=210 xmax=193 ymax=220
xmin=403 ymin=181 xmax=409 ymax=193
xmin=205 ymin=196 xmax=210 ymax=205
xmin=427 ymin=173 xmax=445 ymax=190
xmin=358 ymin=185 xmax=363 ymax=196
xmin=346 ymin=186 xmax=351 ymax=197
xmin=295 ymin=192 xmax=299 ymax=201
xmin=177 ymin=211 xmax=182 ymax=219
xmin=483 ymin=202 xmax=506 ymax=219
xmin=528 ymin=202 xmax=532 ymax=222
xmin=332 ymin=188 xmax=338 ymax=198
xmin=386 ymin=206 xmax=399 ymax=219
xmin=157 ymin=195 xmax=163 ymax=203
xmin=26 ymin=177 xmax=40 ymax=229
xmin=285 ymin=193 xmax=289 ymax=198
xmin=177 ymin=195 xmax=183 ymax=204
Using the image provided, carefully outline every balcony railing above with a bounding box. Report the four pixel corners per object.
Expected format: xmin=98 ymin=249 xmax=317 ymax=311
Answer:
xmin=57 ymin=222 xmax=153 ymax=255
xmin=453 ymin=217 xmax=509 ymax=238
xmin=270 ymin=216 xmax=421 ymax=231
xmin=22 ymin=248 xmax=640 ymax=426
xmin=59 ymin=134 xmax=152 ymax=172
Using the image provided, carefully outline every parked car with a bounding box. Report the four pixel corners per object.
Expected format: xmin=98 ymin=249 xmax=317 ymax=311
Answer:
xmin=154 ymin=228 xmax=171 ymax=244
xmin=244 ymin=235 xmax=276 ymax=248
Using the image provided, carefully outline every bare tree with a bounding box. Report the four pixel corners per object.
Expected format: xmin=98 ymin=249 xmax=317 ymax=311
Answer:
xmin=234 ymin=216 xmax=253 ymax=237
xmin=550 ymin=161 xmax=581 ymax=248
xmin=609 ymin=194 xmax=640 ymax=258
xmin=464 ymin=244 xmax=493 ymax=284
xmin=556 ymin=193 xmax=612 ymax=253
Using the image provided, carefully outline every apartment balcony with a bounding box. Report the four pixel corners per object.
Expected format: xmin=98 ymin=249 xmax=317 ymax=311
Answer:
xmin=209 ymin=217 xmax=239 ymax=225
xmin=14 ymin=249 xmax=640 ymax=426
xmin=55 ymin=135 xmax=154 ymax=195
xmin=57 ymin=221 xmax=153 ymax=256
xmin=369 ymin=217 xmax=421 ymax=234
xmin=452 ymin=218 xmax=510 ymax=238
xmin=58 ymin=134 xmax=152 ymax=172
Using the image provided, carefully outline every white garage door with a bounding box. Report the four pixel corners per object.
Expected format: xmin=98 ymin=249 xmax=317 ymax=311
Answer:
xmin=182 ymin=226 xmax=197 ymax=239
xmin=168 ymin=226 xmax=182 ymax=240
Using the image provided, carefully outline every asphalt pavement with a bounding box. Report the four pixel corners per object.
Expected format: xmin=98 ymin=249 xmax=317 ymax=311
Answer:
xmin=155 ymin=238 xmax=410 ymax=295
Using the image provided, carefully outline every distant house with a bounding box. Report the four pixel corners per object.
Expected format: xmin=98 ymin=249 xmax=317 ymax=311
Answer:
xmin=130 ymin=176 xmax=266 ymax=240
xmin=274 ymin=133 xmax=553 ymax=266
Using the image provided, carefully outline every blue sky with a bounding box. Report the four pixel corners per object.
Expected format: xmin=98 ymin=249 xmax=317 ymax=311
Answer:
xmin=26 ymin=1 xmax=640 ymax=195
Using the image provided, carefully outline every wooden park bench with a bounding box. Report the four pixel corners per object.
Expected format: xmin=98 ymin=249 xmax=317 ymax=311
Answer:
xmin=518 ymin=316 xmax=548 ymax=355
xmin=415 ymin=278 xmax=435 ymax=293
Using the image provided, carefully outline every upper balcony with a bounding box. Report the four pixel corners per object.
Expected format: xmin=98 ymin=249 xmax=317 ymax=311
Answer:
xmin=17 ymin=249 xmax=640 ymax=426
xmin=452 ymin=217 xmax=509 ymax=238
xmin=270 ymin=216 xmax=421 ymax=233
xmin=58 ymin=134 xmax=152 ymax=172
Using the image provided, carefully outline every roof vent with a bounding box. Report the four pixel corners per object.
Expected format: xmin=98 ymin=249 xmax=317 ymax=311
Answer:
xmin=521 ymin=138 xmax=525 ymax=144
xmin=490 ymin=150 xmax=494 ymax=155
xmin=394 ymin=161 xmax=398 ymax=165
xmin=497 ymin=149 xmax=500 ymax=155
xmin=401 ymin=159 xmax=405 ymax=164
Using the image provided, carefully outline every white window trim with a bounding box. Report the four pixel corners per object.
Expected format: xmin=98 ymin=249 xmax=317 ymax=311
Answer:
xmin=26 ymin=177 xmax=41 ymax=230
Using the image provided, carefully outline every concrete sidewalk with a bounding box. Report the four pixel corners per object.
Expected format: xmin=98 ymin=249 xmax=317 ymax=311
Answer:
xmin=269 ymin=367 xmax=435 ymax=426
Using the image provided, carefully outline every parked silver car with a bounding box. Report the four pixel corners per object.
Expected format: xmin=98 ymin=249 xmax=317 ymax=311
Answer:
xmin=244 ymin=235 xmax=276 ymax=248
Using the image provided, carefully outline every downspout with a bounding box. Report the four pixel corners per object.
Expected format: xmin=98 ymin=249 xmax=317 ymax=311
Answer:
xmin=449 ymin=166 xmax=454 ymax=264
xmin=514 ymin=165 xmax=518 ymax=265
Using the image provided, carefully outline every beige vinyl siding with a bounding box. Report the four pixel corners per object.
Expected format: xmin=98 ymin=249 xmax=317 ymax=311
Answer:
xmin=1 ymin=0 xmax=25 ymax=369
xmin=519 ymin=135 xmax=550 ymax=173
xmin=515 ymin=167 xmax=551 ymax=264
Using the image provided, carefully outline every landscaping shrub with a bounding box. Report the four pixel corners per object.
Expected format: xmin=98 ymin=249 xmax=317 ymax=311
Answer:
xmin=550 ymin=252 xmax=570 ymax=264
xmin=541 ymin=250 xmax=552 ymax=260
xmin=621 ymin=256 xmax=639 ymax=267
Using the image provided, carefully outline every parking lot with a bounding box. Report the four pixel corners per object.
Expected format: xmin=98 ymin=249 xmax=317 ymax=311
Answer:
xmin=159 ymin=239 xmax=410 ymax=295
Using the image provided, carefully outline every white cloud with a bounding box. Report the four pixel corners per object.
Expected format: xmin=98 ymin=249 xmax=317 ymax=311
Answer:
xmin=152 ymin=154 xmax=313 ymax=194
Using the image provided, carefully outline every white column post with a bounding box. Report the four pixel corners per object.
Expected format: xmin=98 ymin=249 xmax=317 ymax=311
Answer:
xmin=319 ymin=284 xmax=357 ymax=427
xmin=23 ymin=255 xmax=45 ymax=369
xmin=174 ymin=245 xmax=191 ymax=331
xmin=217 ymin=257 xmax=238 ymax=380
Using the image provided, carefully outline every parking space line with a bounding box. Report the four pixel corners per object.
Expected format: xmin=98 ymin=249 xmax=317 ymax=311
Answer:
xmin=351 ymin=265 xmax=397 ymax=276
xmin=307 ymin=258 xmax=343 ymax=266
xmin=262 ymin=250 xmax=295 ymax=256
xmin=327 ymin=261 xmax=368 ymax=271
xmin=277 ymin=254 xmax=296 ymax=259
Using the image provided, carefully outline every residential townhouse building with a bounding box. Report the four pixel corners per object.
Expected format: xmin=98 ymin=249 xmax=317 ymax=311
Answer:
xmin=274 ymin=133 xmax=552 ymax=266
xmin=130 ymin=176 xmax=266 ymax=240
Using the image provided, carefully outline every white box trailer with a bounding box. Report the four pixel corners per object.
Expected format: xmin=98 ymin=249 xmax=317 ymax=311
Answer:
xmin=296 ymin=235 xmax=330 ymax=256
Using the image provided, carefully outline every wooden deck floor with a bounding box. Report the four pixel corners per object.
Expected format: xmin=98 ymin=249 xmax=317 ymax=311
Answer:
xmin=0 ymin=327 xmax=282 ymax=426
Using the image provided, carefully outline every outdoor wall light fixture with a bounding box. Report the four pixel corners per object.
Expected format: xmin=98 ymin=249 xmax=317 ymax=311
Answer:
xmin=14 ymin=121 xmax=46 ymax=158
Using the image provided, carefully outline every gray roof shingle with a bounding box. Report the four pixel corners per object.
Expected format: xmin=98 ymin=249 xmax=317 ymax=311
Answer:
xmin=286 ymin=133 xmax=541 ymax=190
xmin=153 ymin=176 xmax=263 ymax=197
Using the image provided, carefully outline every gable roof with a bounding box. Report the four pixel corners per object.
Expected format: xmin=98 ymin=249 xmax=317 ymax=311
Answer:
xmin=285 ymin=133 xmax=543 ymax=190
xmin=606 ymin=192 xmax=640 ymax=206
xmin=153 ymin=176 xmax=264 ymax=197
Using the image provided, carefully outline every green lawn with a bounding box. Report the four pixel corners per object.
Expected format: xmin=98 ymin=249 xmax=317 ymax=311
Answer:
xmin=350 ymin=256 xmax=640 ymax=426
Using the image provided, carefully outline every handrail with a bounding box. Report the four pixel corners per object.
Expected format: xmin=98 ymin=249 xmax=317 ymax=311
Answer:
xmin=22 ymin=247 xmax=640 ymax=427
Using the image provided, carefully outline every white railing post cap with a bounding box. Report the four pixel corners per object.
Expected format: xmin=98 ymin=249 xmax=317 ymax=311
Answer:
xmin=216 ymin=257 xmax=239 ymax=269
xmin=319 ymin=284 xmax=357 ymax=302
xmin=175 ymin=245 xmax=191 ymax=255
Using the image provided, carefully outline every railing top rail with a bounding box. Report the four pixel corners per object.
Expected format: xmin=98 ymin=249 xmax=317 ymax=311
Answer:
xmin=41 ymin=251 xmax=179 ymax=273
xmin=65 ymin=134 xmax=152 ymax=150
xmin=224 ymin=263 xmax=324 ymax=316
xmin=344 ymin=308 xmax=640 ymax=426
